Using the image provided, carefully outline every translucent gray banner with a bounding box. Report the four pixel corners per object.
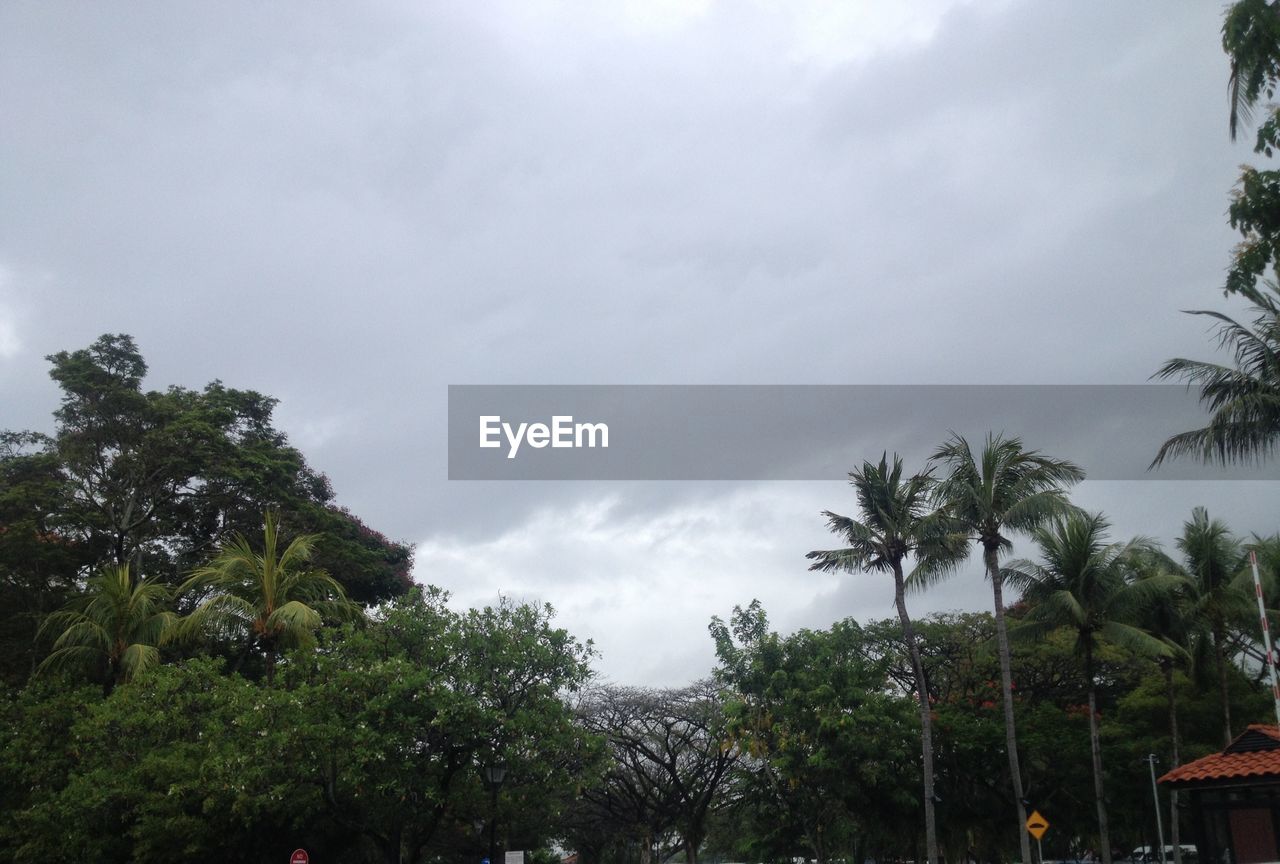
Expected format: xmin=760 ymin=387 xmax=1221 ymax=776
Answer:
xmin=447 ymin=385 xmax=1280 ymax=481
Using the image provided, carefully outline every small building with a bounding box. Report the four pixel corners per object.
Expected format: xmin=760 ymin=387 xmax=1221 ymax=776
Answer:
xmin=1159 ymin=724 xmax=1280 ymax=864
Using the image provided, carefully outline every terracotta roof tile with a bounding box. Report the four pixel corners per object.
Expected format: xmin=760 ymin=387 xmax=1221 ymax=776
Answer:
xmin=1160 ymin=725 xmax=1280 ymax=786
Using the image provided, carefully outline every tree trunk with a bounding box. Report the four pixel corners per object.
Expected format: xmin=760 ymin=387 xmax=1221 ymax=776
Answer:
xmin=1214 ymin=626 xmax=1232 ymax=747
xmin=639 ymin=829 xmax=652 ymax=864
xmin=1165 ymin=661 xmax=1182 ymax=864
xmin=1086 ymin=642 xmax=1112 ymax=864
xmin=988 ymin=545 xmax=1033 ymax=864
xmin=895 ymin=561 xmax=939 ymax=864
xmin=683 ymin=835 xmax=698 ymax=864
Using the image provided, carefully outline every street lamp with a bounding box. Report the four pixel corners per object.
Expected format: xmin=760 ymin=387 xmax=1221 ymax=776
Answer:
xmin=484 ymin=763 xmax=507 ymax=864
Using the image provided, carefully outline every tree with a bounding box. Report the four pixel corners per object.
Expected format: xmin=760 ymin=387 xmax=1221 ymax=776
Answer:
xmin=577 ymin=681 xmax=739 ymax=864
xmin=1151 ymin=2 xmax=1280 ymax=469
xmin=930 ymin=432 xmax=1083 ymax=864
xmin=806 ymin=454 xmax=967 ymax=864
xmin=293 ymin=589 xmax=596 ymax=864
xmin=1222 ymin=0 xmax=1280 ymax=296
xmin=1172 ymin=508 xmax=1255 ymax=746
xmin=9 ymin=334 xmax=413 ymax=604
xmin=1129 ymin=549 xmax=1198 ymax=864
xmin=1151 ymin=282 xmax=1280 ymax=466
xmin=0 ymin=431 xmax=88 ymax=686
xmin=37 ymin=563 xmax=176 ymax=691
xmin=178 ymin=512 xmax=361 ymax=683
xmin=1005 ymin=512 xmax=1177 ymax=864
xmin=710 ymin=602 xmax=918 ymax=864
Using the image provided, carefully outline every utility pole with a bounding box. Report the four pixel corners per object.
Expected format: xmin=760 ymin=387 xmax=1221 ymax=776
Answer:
xmin=1146 ymin=754 xmax=1166 ymax=864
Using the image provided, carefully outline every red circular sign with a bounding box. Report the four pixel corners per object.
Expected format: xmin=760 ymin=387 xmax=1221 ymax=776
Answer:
xmin=290 ymin=850 xmax=309 ymax=864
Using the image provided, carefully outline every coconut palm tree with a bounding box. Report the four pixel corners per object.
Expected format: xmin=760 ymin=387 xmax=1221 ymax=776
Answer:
xmin=38 ymin=562 xmax=176 ymax=691
xmin=179 ymin=511 xmax=361 ymax=683
xmin=1005 ymin=512 xmax=1178 ymax=864
xmin=1130 ymin=548 xmax=1199 ymax=864
xmin=806 ymin=454 xmax=967 ymax=864
xmin=1174 ymin=507 xmax=1254 ymax=746
xmin=930 ymin=432 xmax=1084 ymax=864
xmin=1151 ymin=282 xmax=1280 ymax=466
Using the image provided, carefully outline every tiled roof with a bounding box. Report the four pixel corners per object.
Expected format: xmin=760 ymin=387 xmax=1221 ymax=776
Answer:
xmin=1160 ymin=725 xmax=1280 ymax=786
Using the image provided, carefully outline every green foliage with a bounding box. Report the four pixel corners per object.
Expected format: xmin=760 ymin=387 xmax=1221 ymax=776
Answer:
xmin=0 ymin=431 xmax=88 ymax=686
xmin=178 ymin=511 xmax=362 ymax=682
xmin=710 ymin=602 xmax=918 ymax=863
xmin=0 ymin=589 xmax=595 ymax=864
xmin=37 ymin=563 xmax=176 ymax=688
xmin=1224 ymin=0 xmax=1280 ymax=144
xmin=1152 ymin=283 xmax=1280 ymax=466
xmin=0 ymin=333 xmax=413 ymax=656
xmin=283 ymin=588 xmax=596 ymax=863
xmin=1221 ymin=0 xmax=1280 ymax=296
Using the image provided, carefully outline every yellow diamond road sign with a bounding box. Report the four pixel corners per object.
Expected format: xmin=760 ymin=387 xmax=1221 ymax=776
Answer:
xmin=1026 ymin=810 xmax=1049 ymax=840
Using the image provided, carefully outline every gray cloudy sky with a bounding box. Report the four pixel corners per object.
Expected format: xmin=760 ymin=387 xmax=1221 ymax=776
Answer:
xmin=2 ymin=1 xmax=1277 ymax=686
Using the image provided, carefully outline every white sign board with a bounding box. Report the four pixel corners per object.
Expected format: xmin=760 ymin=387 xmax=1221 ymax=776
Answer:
xmin=504 ymin=852 xmax=523 ymax=864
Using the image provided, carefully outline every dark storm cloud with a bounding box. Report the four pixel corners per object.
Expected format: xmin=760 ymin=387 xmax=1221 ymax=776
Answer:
xmin=2 ymin=1 xmax=1275 ymax=683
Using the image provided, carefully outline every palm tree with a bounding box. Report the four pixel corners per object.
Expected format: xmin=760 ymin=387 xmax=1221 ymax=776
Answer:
xmin=38 ymin=563 xmax=176 ymax=691
xmin=806 ymin=454 xmax=967 ymax=864
xmin=930 ymin=433 xmax=1084 ymax=864
xmin=1130 ymin=549 xmax=1198 ymax=864
xmin=179 ymin=511 xmax=361 ymax=683
xmin=1151 ymin=282 xmax=1280 ymax=466
xmin=1174 ymin=507 xmax=1254 ymax=746
xmin=1005 ymin=512 xmax=1177 ymax=864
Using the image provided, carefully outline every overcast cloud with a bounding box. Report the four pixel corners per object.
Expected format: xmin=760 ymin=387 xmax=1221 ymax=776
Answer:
xmin=2 ymin=1 xmax=1277 ymax=685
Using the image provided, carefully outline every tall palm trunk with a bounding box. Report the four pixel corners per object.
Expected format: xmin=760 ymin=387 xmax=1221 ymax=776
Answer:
xmin=1085 ymin=641 xmax=1112 ymax=864
xmin=1164 ymin=661 xmax=1182 ymax=864
xmin=895 ymin=562 xmax=939 ymax=864
xmin=987 ymin=545 xmax=1032 ymax=864
xmin=1214 ymin=625 xmax=1232 ymax=746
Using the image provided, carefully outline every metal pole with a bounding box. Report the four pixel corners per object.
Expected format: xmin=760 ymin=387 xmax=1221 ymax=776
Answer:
xmin=1249 ymin=549 xmax=1280 ymax=728
xmin=488 ymin=783 xmax=498 ymax=864
xmin=1147 ymin=754 xmax=1165 ymax=864
xmin=1036 ymin=836 xmax=1042 ymax=864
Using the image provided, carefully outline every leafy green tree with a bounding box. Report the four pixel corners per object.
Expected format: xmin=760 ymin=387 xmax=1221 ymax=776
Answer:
xmin=37 ymin=563 xmax=176 ymax=691
xmin=930 ymin=432 xmax=1083 ymax=864
xmin=0 ymin=680 xmax=107 ymax=863
xmin=1222 ymin=0 xmax=1280 ymax=295
xmin=0 ymin=659 xmax=339 ymax=864
xmin=710 ymin=602 xmax=918 ymax=864
xmin=806 ymin=454 xmax=966 ymax=864
xmin=1151 ymin=283 xmax=1280 ymax=466
xmin=1 ymin=589 xmax=597 ymax=864
xmin=8 ymin=334 xmax=413 ymax=605
xmin=290 ymin=588 xmax=596 ymax=864
xmin=1006 ymin=512 xmax=1177 ymax=864
xmin=0 ymin=431 xmax=88 ymax=686
xmin=179 ymin=512 xmax=361 ymax=683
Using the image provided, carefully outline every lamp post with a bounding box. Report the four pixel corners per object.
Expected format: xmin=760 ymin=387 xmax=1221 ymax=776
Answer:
xmin=484 ymin=762 xmax=507 ymax=864
xmin=1146 ymin=754 xmax=1166 ymax=864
